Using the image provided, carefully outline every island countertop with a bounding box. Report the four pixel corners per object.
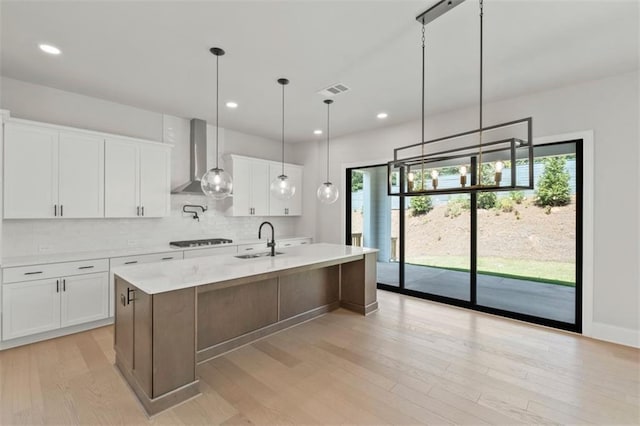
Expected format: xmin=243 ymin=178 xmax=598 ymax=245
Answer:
xmin=113 ymin=243 xmax=377 ymax=295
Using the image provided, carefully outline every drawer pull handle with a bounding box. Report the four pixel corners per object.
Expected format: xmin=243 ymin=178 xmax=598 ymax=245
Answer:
xmin=24 ymin=271 xmax=43 ymax=275
xmin=63 ymin=279 xmax=66 ymax=292
xmin=161 ymin=257 xmax=173 ymax=260
xmin=56 ymin=279 xmax=59 ymax=293
xmin=124 ymin=261 xmax=138 ymax=265
xmin=78 ymin=266 xmax=94 ymax=270
xmin=245 ymin=248 xmax=254 ymax=251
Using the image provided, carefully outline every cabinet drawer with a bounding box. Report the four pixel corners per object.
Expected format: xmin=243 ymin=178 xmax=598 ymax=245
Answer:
xmin=237 ymin=243 xmax=270 ymax=253
xmin=110 ymin=251 xmax=184 ymax=268
xmin=183 ymin=246 xmax=237 ymax=259
xmin=277 ymin=238 xmax=312 ymax=248
xmin=3 ymin=258 xmax=109 ymax=284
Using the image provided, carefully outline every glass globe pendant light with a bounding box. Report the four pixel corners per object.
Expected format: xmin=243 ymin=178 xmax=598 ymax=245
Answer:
xmin=270 ymin=78 xmax=296 ymax=200
xmin=317 ymin=99 xmax=339 ymax=204
xmin=201 ymin=47 xmax=233 ymax=200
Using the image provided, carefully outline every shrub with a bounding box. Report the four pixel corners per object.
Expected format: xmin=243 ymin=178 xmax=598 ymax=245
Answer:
xmin=498 ymin=197 xmax=514 ymax=213
xmin=445 ymin=197 xmax=470 ymax=218
xmin=510 ymin=191 xmax=525 ymax=204
xmin=535 ymin=157 xmax=571 ymax=207
xmin=409 ymin=196 xmax=433 ymax=216
xmin=477 ymin=192 xmax=497 ymax=209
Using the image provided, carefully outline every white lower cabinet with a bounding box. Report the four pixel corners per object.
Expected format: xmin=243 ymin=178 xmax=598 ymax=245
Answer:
xmin=2 ymin=259 xmax=110 ymax=342
xmin=2 ymin=272 xmax=108 ymax=340
xmin=2 ymin=279 xmax=61 ymax=340
xmin=60 ymin=273 xmax=109 ymax=327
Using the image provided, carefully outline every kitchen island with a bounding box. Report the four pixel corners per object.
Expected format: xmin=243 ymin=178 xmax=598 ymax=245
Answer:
xmin=113 ymin=243 xmax=378 ymax=416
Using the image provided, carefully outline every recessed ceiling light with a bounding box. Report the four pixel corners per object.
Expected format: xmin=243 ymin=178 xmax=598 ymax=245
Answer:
xmin=225 ymin=101 xmax=238 ymax=109
xmin=313 ymin=129 xmax=323 ymax=135
xmin=38 ymin=44 xmax=61 ymax=55
xmin=377 ymin=112 xmax=388 ymax=119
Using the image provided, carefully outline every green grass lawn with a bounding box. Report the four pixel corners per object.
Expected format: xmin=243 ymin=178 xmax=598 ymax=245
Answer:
xmin=406 ymin=255 xmax=576 ymax=286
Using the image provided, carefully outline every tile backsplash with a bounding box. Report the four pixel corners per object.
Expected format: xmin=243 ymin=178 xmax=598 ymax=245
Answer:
xmin=2 ymin=194 xmax=299 ymax=258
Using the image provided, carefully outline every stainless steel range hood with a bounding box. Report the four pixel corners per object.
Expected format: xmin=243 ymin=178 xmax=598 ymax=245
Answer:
xmin=171 ymin=118 xmax=208 ymax=194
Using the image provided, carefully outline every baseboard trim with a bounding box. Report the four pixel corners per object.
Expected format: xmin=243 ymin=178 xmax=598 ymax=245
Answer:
xmin=589 ymin=322 xmax=640 ymax=348
xmin=0 ymin=317 xmax=114 ymax=351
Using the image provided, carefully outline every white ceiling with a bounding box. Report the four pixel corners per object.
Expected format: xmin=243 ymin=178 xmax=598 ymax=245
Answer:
xmin=1 ymin=0 xmax=638 ymax=143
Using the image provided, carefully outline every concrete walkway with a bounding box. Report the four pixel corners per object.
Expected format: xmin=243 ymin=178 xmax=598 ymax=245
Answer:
xmin=377 ymin=262 xmax=575 ymax=324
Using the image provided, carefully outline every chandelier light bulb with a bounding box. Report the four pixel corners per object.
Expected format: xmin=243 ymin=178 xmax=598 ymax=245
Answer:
xmin=459 ymin=165 xmax=467 ymax=187
xmin=494 ymin=161 xmax=504 ymax=185
xmin=431 ymin=169 xmax=439 ymax=190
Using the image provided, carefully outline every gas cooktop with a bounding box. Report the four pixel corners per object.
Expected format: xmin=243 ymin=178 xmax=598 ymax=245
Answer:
xmin=170 ymin=238 xmax=233 ymax=248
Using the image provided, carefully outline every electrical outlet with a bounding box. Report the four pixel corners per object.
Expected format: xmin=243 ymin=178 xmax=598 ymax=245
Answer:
xmin=127 ymin=240 xmax=139 ymax=247
xmin=38 ymin=245 xmax=52 ymax=253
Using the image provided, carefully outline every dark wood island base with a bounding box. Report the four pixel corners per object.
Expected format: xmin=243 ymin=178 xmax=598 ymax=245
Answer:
xmin=114 ymin=251 xmax=377 ymax=416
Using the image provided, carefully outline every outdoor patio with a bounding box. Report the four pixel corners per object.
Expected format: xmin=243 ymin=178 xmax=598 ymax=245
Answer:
xmin=377 ymin=262 xmax=576 ymax=323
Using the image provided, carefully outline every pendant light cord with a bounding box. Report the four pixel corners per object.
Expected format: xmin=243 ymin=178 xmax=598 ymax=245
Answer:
xmin=478 ymin=0 xmax=484 ymax=183
xmin=420 ymin=23 xmax=426 ymax=190
xmin=215 ymin=53 xmax=220 ymax=170
xmin=326 ymin=102 xmax=331 ymax=182
xmin=281 ymin=83 xmax=285 ymax=176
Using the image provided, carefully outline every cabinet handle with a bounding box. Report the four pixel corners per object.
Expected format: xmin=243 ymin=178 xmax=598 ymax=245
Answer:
xmin=161 ymin=257 xmax=173 ymax=260
xmin=63 ymin=279 xmax=66 ymax=292
xmin=24 ymin=271 xmax=43 ymax=275
xmin=78 ymin=266 xmax=94 ymax=270
xmin=56 ymin=280 xmax=59 ymax=293
xmin=54 ymin=204 xmax=57 ymax=217
xmin=124 ymin=261 xmax=138 ymax=265
xmin=137 ymin=206 xmax=140 ymax=216
xmin=60 ymin=205 xmax=64 ymax=217
xmin=141 ymin=206 xmax=145 ymax=216
xmin=245 ymin=248 xmax=253 ymax=251
xmin=126 ymin=287 xmax=135 ymax=305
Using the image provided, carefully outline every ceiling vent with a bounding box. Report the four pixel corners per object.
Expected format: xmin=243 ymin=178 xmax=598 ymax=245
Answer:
xmin=317 ymin=83 xmax=350 ymax=97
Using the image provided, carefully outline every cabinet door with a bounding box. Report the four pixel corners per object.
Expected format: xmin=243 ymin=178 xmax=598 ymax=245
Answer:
xmin=268 ymin=163 xmax=286 ymax=216
xmin=105 ymin=139 xmax=139 ymax=217
xmin=60 ymin=272 xmax=109 ymax=327
xmin=286 ymin=166 xmax=303 ymax=216
xmin=269 ymin=163 xmax=302 ymax=216
xmin=231 ymin=157 xmax=252 ymax=216
xmin=58 ymin=132 xmax=105 ymax=218
xmin=114 ymin=277 xmax=134 ymax=370
xmin=252 ymin=161 xmax=271 ymax=216
xmin=139 ymin=144 xmax=171 ymax=217
xmin=4 ymin=123 xmax=59 ymax=219
xmin=2 ymin=279 xmax=61 ymax=340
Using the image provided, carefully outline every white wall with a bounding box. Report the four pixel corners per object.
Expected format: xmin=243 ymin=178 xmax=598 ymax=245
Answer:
xmin=0 ymin=77 xmax=304 ymax=257
xmin=303 ymin=70 xmax=639 ymax=346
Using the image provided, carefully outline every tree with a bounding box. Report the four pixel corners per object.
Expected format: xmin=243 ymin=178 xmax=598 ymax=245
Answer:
xmin=535 ymin=156 xmax=571 ymax=207
xmin=351 ymin=171 xmax=363 ymax=192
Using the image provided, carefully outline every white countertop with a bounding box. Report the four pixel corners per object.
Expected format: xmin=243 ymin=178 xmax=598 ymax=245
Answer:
xmin=1 ymin=236 xmax=311 ymax=268
xmin=113 ymin=243 xmax=377 ymax=295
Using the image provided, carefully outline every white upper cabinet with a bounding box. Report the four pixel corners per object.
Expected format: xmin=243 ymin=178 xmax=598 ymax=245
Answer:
xmin=58 ymin=132 xmax=104 ymax=218
xmin=4 ymin=123 xmax=104 ymax=219
xmin=269 ymin=163 xmax=303 ymax=216
xmin=105 ymin=138 xmax=171 ymax=218
xmin=228 ymin=155 xmax=270 ymax=217
xmin=139 ymin=144 xmax=171 ymax=217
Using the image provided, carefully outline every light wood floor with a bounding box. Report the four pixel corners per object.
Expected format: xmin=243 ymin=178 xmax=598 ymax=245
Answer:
xmin=1 ymin=290 xmax=638 ymax=425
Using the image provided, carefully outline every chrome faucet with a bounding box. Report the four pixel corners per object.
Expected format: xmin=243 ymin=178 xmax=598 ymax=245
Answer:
xmin=258 ymin=221 xmax=276 ymax=257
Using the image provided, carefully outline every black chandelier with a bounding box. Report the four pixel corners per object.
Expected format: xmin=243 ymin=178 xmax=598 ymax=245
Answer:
xmin=387 ymin=0 xmax=534 ymax=196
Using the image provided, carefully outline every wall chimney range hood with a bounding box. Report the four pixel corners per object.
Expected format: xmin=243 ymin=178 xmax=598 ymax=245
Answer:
xmin=171 ymin=118 xmax=209 ymax=194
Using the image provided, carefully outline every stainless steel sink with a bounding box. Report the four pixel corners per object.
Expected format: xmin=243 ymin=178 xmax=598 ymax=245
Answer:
xmin=235 ymin=251 xmax=284 ymax=259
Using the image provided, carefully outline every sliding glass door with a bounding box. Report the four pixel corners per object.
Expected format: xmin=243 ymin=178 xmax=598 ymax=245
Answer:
xmin=346 ymin=140 xmax=582 ymax=332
